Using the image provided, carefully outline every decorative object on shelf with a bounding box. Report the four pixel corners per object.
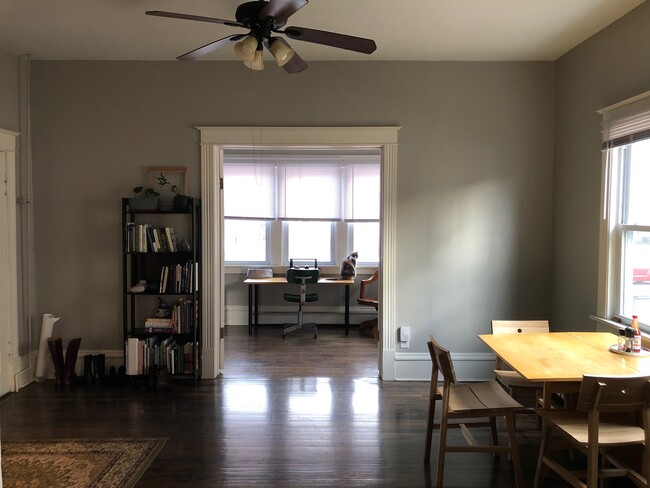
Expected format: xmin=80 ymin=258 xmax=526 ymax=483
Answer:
xmin=156 ymin=297 xmax=172 ymax=318
xmin=128 ymin=186 xmax=160 ymax=210
xmin=130 ymin=280 xmax=146 ymax=293
xmin=148 ymin=166 xmax=188 ymax=210
xmin=178 ymin=237 xmax=191 ymax=252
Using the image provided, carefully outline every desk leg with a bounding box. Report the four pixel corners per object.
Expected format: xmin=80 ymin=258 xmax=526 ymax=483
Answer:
xmin=248 ymin=284 xmax=253 ymax=335
xmin=345 ymin=284 xmax=350 ymax=336
xmin=254 ymin=284 xmax=259 ymax=329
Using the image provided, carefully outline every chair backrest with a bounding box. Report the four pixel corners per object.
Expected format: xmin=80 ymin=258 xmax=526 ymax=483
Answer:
xmin=491 ymin=320 xmax=549 ymax=335
xmin=286 ymin=267 xmax=320 ymax=285
xmin=359 ymin=269 xmax=379 ymax=300
xmin=577 ymin=375 xmax=650 ymax=413
xmin=428 ymin=335 xmax=458 ymax=385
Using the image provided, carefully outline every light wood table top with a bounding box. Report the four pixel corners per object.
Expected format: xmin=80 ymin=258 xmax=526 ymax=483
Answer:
xmin=479 ymin=332 xmax=644 ymax=382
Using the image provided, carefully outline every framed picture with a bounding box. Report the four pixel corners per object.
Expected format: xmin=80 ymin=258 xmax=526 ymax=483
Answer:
xmin=148 ymin=166 xmax=188 ymax=209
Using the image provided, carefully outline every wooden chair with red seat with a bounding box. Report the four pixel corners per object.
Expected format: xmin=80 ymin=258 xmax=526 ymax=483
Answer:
xmin=357 ymin=269 xmax=379 ymax=338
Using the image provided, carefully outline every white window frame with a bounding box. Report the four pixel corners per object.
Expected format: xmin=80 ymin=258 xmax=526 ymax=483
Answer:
xmin=597 ymin=92 xmax=650 ymax=332
xmin=223 ymin=152 xmax=380 ymax=271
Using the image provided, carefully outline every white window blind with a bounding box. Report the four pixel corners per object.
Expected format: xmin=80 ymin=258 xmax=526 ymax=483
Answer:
xmin=600 ymin=91 xmax=650 ymax=149
xmin=278 ymin=164 xmax=341 ymax=220
xmin=223 ymin=163 xmax=275 ymax=219
xmin=224 ymin=151 xmax=380 ymax=222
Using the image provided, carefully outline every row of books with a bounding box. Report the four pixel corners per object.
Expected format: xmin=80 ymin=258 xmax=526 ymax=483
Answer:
xmin=126 ymin=223 xmax=181 ymax=253
xmin=159 ymin=261 xmax=197 ymax=293
xmin=126 ymin=336 xmax=199 ymax=376
xmin=143 ymin=298 xmax=197 ymax=333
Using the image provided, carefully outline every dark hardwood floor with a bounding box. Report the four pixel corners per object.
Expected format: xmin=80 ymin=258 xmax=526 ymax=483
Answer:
xmin=1 ymin=325 xmax=575 ymax=487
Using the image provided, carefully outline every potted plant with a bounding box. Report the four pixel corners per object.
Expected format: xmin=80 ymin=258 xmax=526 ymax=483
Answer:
xmin=128 ymin=186 xmax=160 ymax=210
xmin=155 ymin=173 xmax=191 ymax=211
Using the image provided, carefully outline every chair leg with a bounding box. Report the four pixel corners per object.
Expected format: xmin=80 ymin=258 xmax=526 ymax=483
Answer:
xmin=436 ymin=415 xmax=449 ymax=487
xmin=533 ymin=417 xmax=552 ymax=488
xmin=505 ymin=412 xmax=523 ymax=488
xmin=490 ymin=417 xmax=499 ymax=457
xmin=586 ymin=437 xmax=599 ymax=488
xmin=424 ymin=393 xmax=438 ymax=462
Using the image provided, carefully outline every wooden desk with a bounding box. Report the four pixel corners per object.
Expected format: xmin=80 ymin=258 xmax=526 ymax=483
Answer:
xmin=244 ymin=277 xmax=354 ymax=336
xmin=479 ymin=332 xmax=649 ymax=409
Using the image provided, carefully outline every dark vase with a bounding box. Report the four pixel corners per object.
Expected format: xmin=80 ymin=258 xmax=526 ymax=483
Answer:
xmin=173 ymin=194 xmax=191 ymax=211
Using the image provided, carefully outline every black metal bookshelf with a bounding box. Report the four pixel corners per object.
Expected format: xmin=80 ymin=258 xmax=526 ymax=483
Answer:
xmin=121 ymin=198 xmax=201 ymax=384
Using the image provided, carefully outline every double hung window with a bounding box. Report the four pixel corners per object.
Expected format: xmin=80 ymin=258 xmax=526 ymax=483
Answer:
xmin=599 ymin=95 xmax=650 ymax=329
xmin=223 ymin=149 xmax=380 ymax=267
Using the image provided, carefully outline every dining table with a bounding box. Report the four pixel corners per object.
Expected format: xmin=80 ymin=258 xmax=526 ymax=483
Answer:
xmin=479 ymin=331 xmax=650 ymax=410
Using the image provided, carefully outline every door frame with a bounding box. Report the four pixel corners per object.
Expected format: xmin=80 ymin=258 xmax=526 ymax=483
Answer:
xmin=198 ymin=126 xmax=400 ymax=380
xmin=0 ymin=128 xmax=19 ymax=396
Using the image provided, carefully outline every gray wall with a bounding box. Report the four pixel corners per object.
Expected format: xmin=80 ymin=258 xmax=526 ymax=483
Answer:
xmin=551 ymin=1 xmax=650 ymax=330
xmin=0 ymin=48 xmax=19 ymax=132
xmin=29 ymin=60 xmax=555 ymax=355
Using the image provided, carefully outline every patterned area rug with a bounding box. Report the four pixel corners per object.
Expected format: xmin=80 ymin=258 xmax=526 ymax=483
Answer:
xmin=1 ymin=438 xmax=166 ymax=487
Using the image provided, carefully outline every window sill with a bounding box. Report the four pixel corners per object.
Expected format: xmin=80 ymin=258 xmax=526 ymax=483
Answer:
xmin=225 ymin=264 xmax=378 ymax=276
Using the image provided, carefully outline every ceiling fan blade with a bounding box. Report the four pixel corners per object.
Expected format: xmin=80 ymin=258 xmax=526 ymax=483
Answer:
xmin=259 ymin=0 xmax=308 ymax=26
xmin=282 ymin=50 xmax=308 ymax=73
xmin=177 ymin=34 xmax=246 ymax=61
xmin=284 ymin=26 xmax=377 ymax=54
xmin=146 ymin=11 xmax=243 ymax=29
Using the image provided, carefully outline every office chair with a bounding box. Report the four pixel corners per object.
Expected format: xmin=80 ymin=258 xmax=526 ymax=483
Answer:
xmin=283 ymin=259 xmax=320 ymax=339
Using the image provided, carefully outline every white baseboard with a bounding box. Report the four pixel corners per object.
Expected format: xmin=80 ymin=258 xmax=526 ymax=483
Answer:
xmin=226 ymin=305 xmax=376 ymax=326
xmin=393 ymin=352 xmax=497 ymax=382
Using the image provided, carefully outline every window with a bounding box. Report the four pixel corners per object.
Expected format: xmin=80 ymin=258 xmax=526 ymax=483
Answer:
xmin=599 ymin=94 xmax=650 ymax=329
xmin=223 ymin=149 xmax=380 ymax=267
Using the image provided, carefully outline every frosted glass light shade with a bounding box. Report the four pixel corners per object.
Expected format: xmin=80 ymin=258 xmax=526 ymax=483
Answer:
xmin=234 ymin=36 xmax=257 ymax=62
xmin=269 ymin=39 xmax=295 ymax=67
xmin=244 ymin=50 xmax=264 ymax=71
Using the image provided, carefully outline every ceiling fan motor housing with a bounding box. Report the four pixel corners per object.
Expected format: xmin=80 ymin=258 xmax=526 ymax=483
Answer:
xmin=236 ymin=1 xmax=286 ymax=30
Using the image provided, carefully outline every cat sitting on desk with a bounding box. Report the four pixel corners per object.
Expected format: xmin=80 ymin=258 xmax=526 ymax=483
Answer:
xmin=340 ymin=251 xmax=358 ymax=279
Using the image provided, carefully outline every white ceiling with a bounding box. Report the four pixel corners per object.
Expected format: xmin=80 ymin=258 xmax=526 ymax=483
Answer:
xmin=0 ymin=0 xmax=645 ymax=62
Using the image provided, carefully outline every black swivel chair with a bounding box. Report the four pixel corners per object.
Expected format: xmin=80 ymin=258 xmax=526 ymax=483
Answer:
xmin=283 ymin=259 xmax=320 ymax=339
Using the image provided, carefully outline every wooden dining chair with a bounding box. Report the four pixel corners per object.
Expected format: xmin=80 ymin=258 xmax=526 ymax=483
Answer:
xmin=492 ymin=320 xmax=549 ymax=418
xmin=357 ymin=269 xmax=379 ymax=339
xmin=534 ymin=374 xmax=650 ymax=488
xmin=424 ymin=335 xmax=524 ymax=488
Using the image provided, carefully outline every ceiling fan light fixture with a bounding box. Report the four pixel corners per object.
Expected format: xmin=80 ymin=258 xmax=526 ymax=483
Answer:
xmin=243 ymin=49 xmax=264 ymax=70
xmin=269 ymin=39 xmax=295 ymax=67
xmin=234 ymin=35 xmax=258 ymax=62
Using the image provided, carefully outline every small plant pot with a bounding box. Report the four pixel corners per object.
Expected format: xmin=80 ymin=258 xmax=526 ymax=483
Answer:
xmin=128 ymin=196 xmax=159 ymax=211
xmin=173 ymin=195 xmax=191 ymax=211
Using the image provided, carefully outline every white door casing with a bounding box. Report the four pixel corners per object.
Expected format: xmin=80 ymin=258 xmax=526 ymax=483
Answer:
xmin=0 ymin=128 xmax=19 ymax=396
xmin=198 ymin=127 xmax=399 ymax=380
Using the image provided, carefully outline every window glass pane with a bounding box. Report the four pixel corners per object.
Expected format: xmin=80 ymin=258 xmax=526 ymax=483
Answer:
xmin=622 ymin=139 xmax=650 ymax=225
xmin=352 ymin=222 xmax=380 ymax=263
xmin=287 ymin=221 xmax=332 ymax=263
xmin=621 ymin=231 xmax=650 ymax=319
xmin=224 ymin=219 xmax=267 ymax=263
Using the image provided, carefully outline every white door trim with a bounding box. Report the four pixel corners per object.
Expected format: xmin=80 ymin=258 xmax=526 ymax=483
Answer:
xmin=0 ymin=128 xmax=20 ymax=395
xmin=197 ymin=127 xmax=400 ymax=380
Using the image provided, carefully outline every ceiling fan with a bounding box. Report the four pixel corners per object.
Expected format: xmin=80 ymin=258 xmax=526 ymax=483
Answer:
xmin=146 ymin=0 xmax=377 ymax=73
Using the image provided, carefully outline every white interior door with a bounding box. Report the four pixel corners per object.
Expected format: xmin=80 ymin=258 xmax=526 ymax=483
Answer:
xmin=0 ymin=129 xmax=19 ymax=396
